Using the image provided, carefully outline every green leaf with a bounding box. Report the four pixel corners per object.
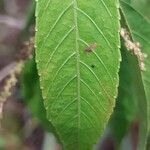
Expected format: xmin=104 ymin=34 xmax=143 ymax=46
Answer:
xmin=120 ymin=1 xmax=150 ymax=149
xmin=110 ymin=42 xmax=138 ymax=145
xmin=21 ymin=57 xmax=50 ymax=131
xmin=35 ymin=1 xmax=121 ymax=149
xmin=21 ymin=57 xmax=62 ymax=140
xmin=130 ymin=0 xmax=150 ymax=19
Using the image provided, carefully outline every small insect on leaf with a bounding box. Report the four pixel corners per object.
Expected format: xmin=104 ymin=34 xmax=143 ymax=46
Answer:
xmin=85 ymin=43 xmax=97 ymax=52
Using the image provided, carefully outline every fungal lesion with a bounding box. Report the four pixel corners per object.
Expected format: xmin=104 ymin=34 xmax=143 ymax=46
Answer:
xmin=84 ymin=43 xmax=97 ymax=52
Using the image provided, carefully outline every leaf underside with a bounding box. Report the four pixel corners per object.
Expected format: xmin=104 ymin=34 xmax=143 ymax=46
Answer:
xmin=35 ymin=0 xmax=120 ymax=149
xmin=120 ymin=1 xmax=150 ymax=149
xmin=110 ymin=43 xmax=139 ymax=144
xmin=21 ymin=58 xmax=51 ymax=131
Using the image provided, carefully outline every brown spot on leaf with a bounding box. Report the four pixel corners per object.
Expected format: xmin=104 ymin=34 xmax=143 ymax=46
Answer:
xmin=85 ymin=43 xmax=97 ymax=52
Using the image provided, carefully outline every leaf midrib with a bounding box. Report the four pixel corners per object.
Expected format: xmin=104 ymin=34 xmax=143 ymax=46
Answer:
xmin=73 ymin=0 xmax=81 ymax=146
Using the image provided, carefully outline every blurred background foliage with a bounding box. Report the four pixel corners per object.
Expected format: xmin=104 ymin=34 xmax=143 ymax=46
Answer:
xmin=131 ymin=0 xmax=150 ymax=19
xmin=0 ymin=0 xmax=150 ymax=150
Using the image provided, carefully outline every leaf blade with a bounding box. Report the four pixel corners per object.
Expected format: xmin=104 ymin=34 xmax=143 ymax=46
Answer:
xmin=35 ymin=0 xmax=121 ymax=149
xmin=21 ymin=58 xmax=51 ymax=131
xmin=120 ymin=1 xmax=150 ymax=149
